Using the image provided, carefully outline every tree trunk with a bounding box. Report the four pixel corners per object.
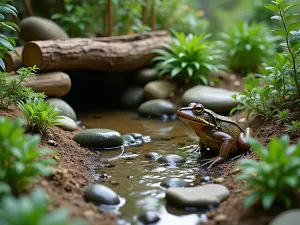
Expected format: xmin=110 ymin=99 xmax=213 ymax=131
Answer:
xmin=10 ymin=71 xmax=71 ymax=97
xmin=4 ymin=47 xmax=23 ymax=72
xmin=22 ymin=30 xmax=171 ymax=72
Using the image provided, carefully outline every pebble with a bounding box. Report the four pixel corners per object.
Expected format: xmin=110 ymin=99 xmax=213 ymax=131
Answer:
xmin=46 ymin=98 xmax=77 ymax=121
xmin=120 ymin=86 xmax=144 ymax=108
xmin=134 ymin=68 xmax=158 ymax=85
xmin=160 ymin=178 xmax=189 ymax=189
xmin=158 ymin=154 xmax=186 ymax=165
xmin=200 ymin=176 xmax=212 ymax=182
xmin=47 ymin=140 xmax=58 ymax=146
xmin=213 ymin=177 xmax=225 ymax=184
xmin=138 ymin=211 xmax=160 ymax=224
xmin=144 ymin=80 xmax=177 ymax=99
xmin=57 ymin=116 xmax=77 ymax=131
xmin=238 ymin=118 xmax=246 ymax=123
xmin=214 ymin=214 xmax=227 ymax=223
xmin=270 ymin=209 xmax=300 ymax=225
xmin=144 ymin=152 xmax=161 ymax=160
xmin=138 ymin=99 xmax=176 ymax=117
xmin=84 ymin=184 xmax=120 ymax=205
xmin=122 ymin=134 xmax=136 ymax=144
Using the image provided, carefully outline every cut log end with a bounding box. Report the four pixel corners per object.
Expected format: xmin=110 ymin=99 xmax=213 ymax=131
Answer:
xmin=4 ymin=47 xmax=23 ymax=72
xmin=22 ymin=43 xmax=43 ymax=69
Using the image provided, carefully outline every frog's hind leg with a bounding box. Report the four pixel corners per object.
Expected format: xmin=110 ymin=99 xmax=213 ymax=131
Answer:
xmin=232 ymin=127 xmax=253 ymax=161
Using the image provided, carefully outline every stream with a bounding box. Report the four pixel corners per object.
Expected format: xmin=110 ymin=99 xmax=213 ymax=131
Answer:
xmin=79 ymin=110 xmax=221 ymax=225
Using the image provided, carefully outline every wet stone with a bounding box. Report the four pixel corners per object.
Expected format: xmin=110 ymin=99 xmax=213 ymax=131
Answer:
xmin=161 ymin=178 xmax=189 ymax=189
xmin=138 ymin=99 xmax=176 ymax=117
xmin=144 ymin=152 xmax=161 ymax=160
xmin=200 ymin=176 xmax=212 ymax=182
xmin=84 ymin=184 xmax=120 ymax=205
xmin=270 ymin=209 xmax=300 ymax=225
xmin=57 ymin=116 xmax=77 ymax=131
xmin=158 ymin=154 xmax=186 ymax=165
xmin=46 ymin=98 xmax=77 ymax=121
xmin=127 ymin=133 xmax=143 ymax=139
xmin=134 ymin=68 xmax=158 ymax=85
xmin=73 ymin=128 xmax=123 ymax=149
xmin=166 ymin=184 xmax=230 ymax=208
xmin=144 ymin=80 xmax=177 ymax=100
xmin=138 ymin=211 xmax=160 ymax=224
xmin=120 ymin=86 xmax=144 ymax=108
xmin=122 ymin=134 xmax=136 ymax=144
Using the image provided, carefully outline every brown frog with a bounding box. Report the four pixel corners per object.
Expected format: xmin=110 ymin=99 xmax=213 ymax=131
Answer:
xmin=177 ymin=102 xmax=252 ymax=168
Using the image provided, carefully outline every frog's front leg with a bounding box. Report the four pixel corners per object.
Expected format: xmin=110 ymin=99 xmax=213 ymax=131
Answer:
xmin=192 ymin=139 xmax=206 ymax=153
xmin=201 ymin=131 xmax=234 ymax=168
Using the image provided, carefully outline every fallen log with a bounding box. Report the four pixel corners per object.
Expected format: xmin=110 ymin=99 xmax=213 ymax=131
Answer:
xmin=10 ymin=71 xmax=71 ymax=97
xmin=22 ymin=30 xmax=172 ymax=72
xmin=4 ymin=47 xmax=23 ymax=72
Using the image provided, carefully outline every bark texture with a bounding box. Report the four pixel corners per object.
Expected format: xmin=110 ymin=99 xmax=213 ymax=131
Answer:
xmin=22 ymin=30 xmax=171 ymax=72
xmin=4 ymin=47 xmax=23 ymax=72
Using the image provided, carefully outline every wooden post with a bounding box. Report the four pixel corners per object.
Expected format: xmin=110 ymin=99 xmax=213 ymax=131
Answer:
xmin=142 ymin=0 xmax=147 ymax=24
xmin=23 ymin=0 xmax=34 ymax=16
xmin=108 ymin=0 xmax=113 ymax=36
xmin=151 ymin=0 xmax=156 ymax=31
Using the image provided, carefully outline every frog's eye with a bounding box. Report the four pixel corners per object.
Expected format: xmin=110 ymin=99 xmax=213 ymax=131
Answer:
xmin=188 ymin=102 xmax=196 ymax=108
xmin=193 ymin=104 xmax=204 ymax=114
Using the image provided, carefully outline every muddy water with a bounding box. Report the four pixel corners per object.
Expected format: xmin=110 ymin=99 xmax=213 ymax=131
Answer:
xmin=79 ymin=111 xmax=221 ymax=225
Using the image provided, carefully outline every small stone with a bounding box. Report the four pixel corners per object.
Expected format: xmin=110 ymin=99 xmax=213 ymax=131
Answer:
xmin=127 ymin=133 xmax=143 ymax=139
xmin=234 ymin=80 xmax=240 ymax=87
xmin=120 ymin=86 xmax=144 ymax=108
xmin=122 ymin=134 xmax=136 ymax=144
xmin=83 ymin=210 xmax=95 ymax=219
xmin=138 ymin=211 xmax=160 ymax=224
xmin=134 ymin=68 xmax=158 ymax=85
xmin=144 ymin=80 xmax=177 ymax=100
xmin=270 ymin=209 xmax=300 ymax=225
xmin=101 ymin=173 xmax=111 ymax=179
xmin=200 ymin=176 xmax=212 ymax=182
xmin=229 ymin=74 xmax=237 ymax=80
xmin=138 ymin=99 xmax=176 ymax=117
xmin=161 ymin=178 xmax=189 ymax=189
xmin=127 ymin=175 xmax=134 ymax=179
xmin=57 ymin=116 xmax=77 ymax=131
xmin=229 ymin=168 xmax=241 ymax=175
xmin=84 ymin=184 xmax=120 ymax=205
xmin=47 ymin=140 xmax=57 ymax=146
xmin=213 ymin=177 xmax=225 ymax=184
xmin=158 ymin=154 xmax=186 ymax=165
xmin=214 ymin=214 xmax=227 ymax=223
xmin=144 ymin=152 xmax=161 ymax=160
xmin=238 ymin=118 xmax=246 ymax=123
xmin=46 ymin=98 xmax=77 ymax=121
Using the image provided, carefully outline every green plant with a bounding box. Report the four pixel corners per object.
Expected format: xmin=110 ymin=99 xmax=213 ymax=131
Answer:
xmin=286 ymin=120 xmax=300 ymax=134
xmin=0 ymin=66 xmax=38 ymax=109
xmin=18 ymin=96 xmax=63 ymax=134
xmin=237 ymin=135 xmax=300 ymax=210
xmin=0 ymin=1 xmax=19 ymax=71
xmin=275 ymin=109 xmax=290 ymax=124
xmin=153 ymin=30 xmax=225 ymax=84
xmin=131 ymin=20 xmax=152 ymax=34
xmin=0 ymin=117 xmax=55 ymax=196
xmin=218 ymin=21 xmax=276 ymax=74
xmin=0 ymin=188 xmax=86 ymax=225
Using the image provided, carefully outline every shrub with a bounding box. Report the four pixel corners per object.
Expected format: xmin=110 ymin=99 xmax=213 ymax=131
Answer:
xmin=218 ymin=21 xmax=276 ymax=74
xmin=237 ymin=135 xmax=300 ymax=210
xmin=18 ymin=96 xmax=63 ymax=134
xmin=153 ymin=31 xmax=225 ymax=85
xmin=0 ymin=189 xmax=86 ymax=225
xmin=275 ymin=109 xmax=290 ymax=124
xmin=0 ymin=66 xmax=38 ymax=109
xmin=286 ymin=121 xmax=300 ymax=135
xmin=0 ymin=117 xmax=55 ymax=196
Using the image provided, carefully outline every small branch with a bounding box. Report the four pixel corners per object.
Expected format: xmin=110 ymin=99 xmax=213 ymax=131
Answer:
xmin=23 ymin=0 xmax=34 ymax=16
xmin=151 ymin=0 xmax=156 ymax=31
xmin=108 ymin=0 xmax=113 ymax=36
xmin=142 ymin=0 xmax=147 ymax=24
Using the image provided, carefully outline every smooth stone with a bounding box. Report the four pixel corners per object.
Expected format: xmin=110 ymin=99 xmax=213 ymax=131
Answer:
xmin=144 ymin=80 xmax=177 ymax=100
xmin=127 ymin=133 xmax=143 ymax=139
xmin=84 ymin=184 xmax=120 ymax=205
xmin=181 ymin=85 xmax=240 ymax=114
xmin=134 ymin=68 xmax=158 ymax=85
xmin=270 ymin=209 xmax=300 ymax=225
xmin=122 ymin=134 xmax=136 ymax=144
xmin=19 ymin=16 xmax=69 ymax=42
xmin=200 ymin=176 xmax=212 ymax=182
xmin=158 ymin=154 xmax=186 ymax=164
xmin=138 ymin=99 xmax=176 ymax=117
xmin=57 ymin=116 xmax=77 ymax=131
xmin=166 ymin=184 xmax=230 ymax=207
xmin=46 ymin=98 xmax=77 ymax=121
xmin=161 ymin=178 xmax=189 ymax=189
xmin=144 ymin=152 xmax=161 ymax=160
xmin=138 ymin=211 xmax=160 ymax=224
xmin=73 ymin=129 xmax=123 ymax=149
xmin=120 ymin=86 xmax=144 ymax=108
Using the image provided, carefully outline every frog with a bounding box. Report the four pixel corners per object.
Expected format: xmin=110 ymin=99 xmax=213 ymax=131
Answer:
xmin=176 ymin=102 xmax=253 ymax=168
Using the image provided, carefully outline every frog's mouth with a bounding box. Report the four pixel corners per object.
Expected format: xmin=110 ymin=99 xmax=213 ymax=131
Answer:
xmin=176 ymin=109 xmax=214 ymax=128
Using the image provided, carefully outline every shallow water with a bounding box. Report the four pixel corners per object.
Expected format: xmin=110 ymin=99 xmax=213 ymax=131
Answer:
xmin=79 ymin=111 xmax=221 ymax=225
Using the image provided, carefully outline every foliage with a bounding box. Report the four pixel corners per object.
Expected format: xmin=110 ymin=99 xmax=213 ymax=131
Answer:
xmin=18 ymin=96 xmax=63 ymax=134
xmin=0 ymin=188 xmax=86 ymax=225
xmin=0 ymin=117 xmax=55 ymax=196
xmin=131 ymin=21 xmax=152 ymax=35
xmin=0 ymin=66 xmax=38 ymax=109
xmin=0 ymin=1 xmax=19 ymax=71
xmin=153 ymin=30 xmax=225 ymax=85
xmin=286 ymin=120 xmax=300 ymax=135
xmin=233 ymin=0 xmax=300 ymax=117
xmin=237 ymin=135 xmax=300 ymax=210
xmin=275 ymin=109 xmax=290 ymax=124
xmin=218 ymin=21 xmax=276 ymax=74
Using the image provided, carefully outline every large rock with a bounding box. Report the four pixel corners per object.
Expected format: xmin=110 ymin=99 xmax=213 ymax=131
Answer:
xmin=181 ymin=85 xmax=239 ymax=114
xmin=73 ymin=128 xmax=123 ymax=149
xmin=84 ymin=184 xmax=120 ymax=205
xmin=134 ymin=68 xmax=158 ymax=85
xmin=144 ymin=80 xmax=177 ymax=99
xmin=138 ymin=99 xmax=176 ymax=117
xmin=270 ymin=209 xmax=300 ymax=225
xmin=166 ymin=184 xmax=230 ymax=207
xmin=46 ymin=98 xmax=76 ymax=121
xmin=56 ymin=116 xmax=77 ymax=131
xmin=120 ymin=86 xmax=144 ymax=108
xmin=19 ymin=16 xmax=69 ymax=42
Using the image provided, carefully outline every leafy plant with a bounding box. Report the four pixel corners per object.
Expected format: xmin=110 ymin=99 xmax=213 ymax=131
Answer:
xmin=0 ymin=66 xmax=38 ymax=109
xmin=286 ymin=120 xmax=300 ymax=135
xmin=0 ymin=117 xmax=55 ymax=196
xmin=131 ymin=20 xmax=152 ymax=34
xmin=218 ymin=21 xmax=276 ymax=74
xmin=0 ymin=188 xmax=86 ymax=225
xmin=0 ymin=1 xmax=19 ymax=71
xmin=153 ymin=30 xmax=225 ymax=85
xmin=275 ymin=109 xmax=290 ymax=124
xmin=18 ymin=96 xmax=63 ymax=134
xmin=237 ymin=135 xmax=300 ymax=210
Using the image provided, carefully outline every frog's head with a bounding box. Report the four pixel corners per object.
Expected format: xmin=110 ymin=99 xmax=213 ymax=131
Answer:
xmin=176 ymin=103 xmax=215 ymax=130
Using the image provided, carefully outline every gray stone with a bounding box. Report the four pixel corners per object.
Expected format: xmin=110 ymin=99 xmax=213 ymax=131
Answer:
xmin=161 ymin=178 xmax=189 ymax=189
xmin=73 ymin=129 xmax=123 ymax=149
xmin=120 ymin=87 xmax=144 ymax=108
xmin=144 ymin=80 xmax=177 ymax=100
xmin=57 ymin=116 xmax=77 ymax=131
xmin=270 ymin=209 xmax=300 ymax=225
xmin=84 ymin=184 xmax=120 ymax=205
xmin=138 ymin=211 xmax=160 ymax=224
xmin=122 ymin=134 xmax=136 ymax=144
xmin=46 ymin=98 xmax=77 ymax=121
xmin=158 ymin=154 xmax=186 ymax=164
xmin=134 ymin=68 xmax=158 ymax=85
xmin=138 ymin=99 xmax=176 ymax=117
xmin=127 ymin=133 xmax=143 ymax=139
xmin=181 ymin=85 xmax=239 ymax=114
xmin=166 ymin=184 xmax=230 ymax=207
xmin=144 ymin=152 xmax=161 ymax=160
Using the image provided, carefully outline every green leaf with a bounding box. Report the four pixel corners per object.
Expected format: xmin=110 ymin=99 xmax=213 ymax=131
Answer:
xmin=285 ymin=14 xmax=299 ymax=22
xmin=187 ymin=67 xmax=193 ymax=77
xmin=0 ymin=58 xmax=5 ymax=71
xmin=272 ymin=29 xmax=286 ymax=37
xmin=262 ymin=192 xmax=275 ymax=209
xmin=283 ymin=3 xmax=299 ymax=13
xmin=288 ymin=21 xmax=300 ymax=32
xmin=264 ymin=4 xmax=279 ymax=12
xmin=244 ymin=192 xmax=261 ymax=209
xmin=0 ymin=36 xmax=14 ymax=50
xmin=271 ymin=15 xmax=282 ymax=21
xmin=171 ymin=67 xmax=182 ymax=78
